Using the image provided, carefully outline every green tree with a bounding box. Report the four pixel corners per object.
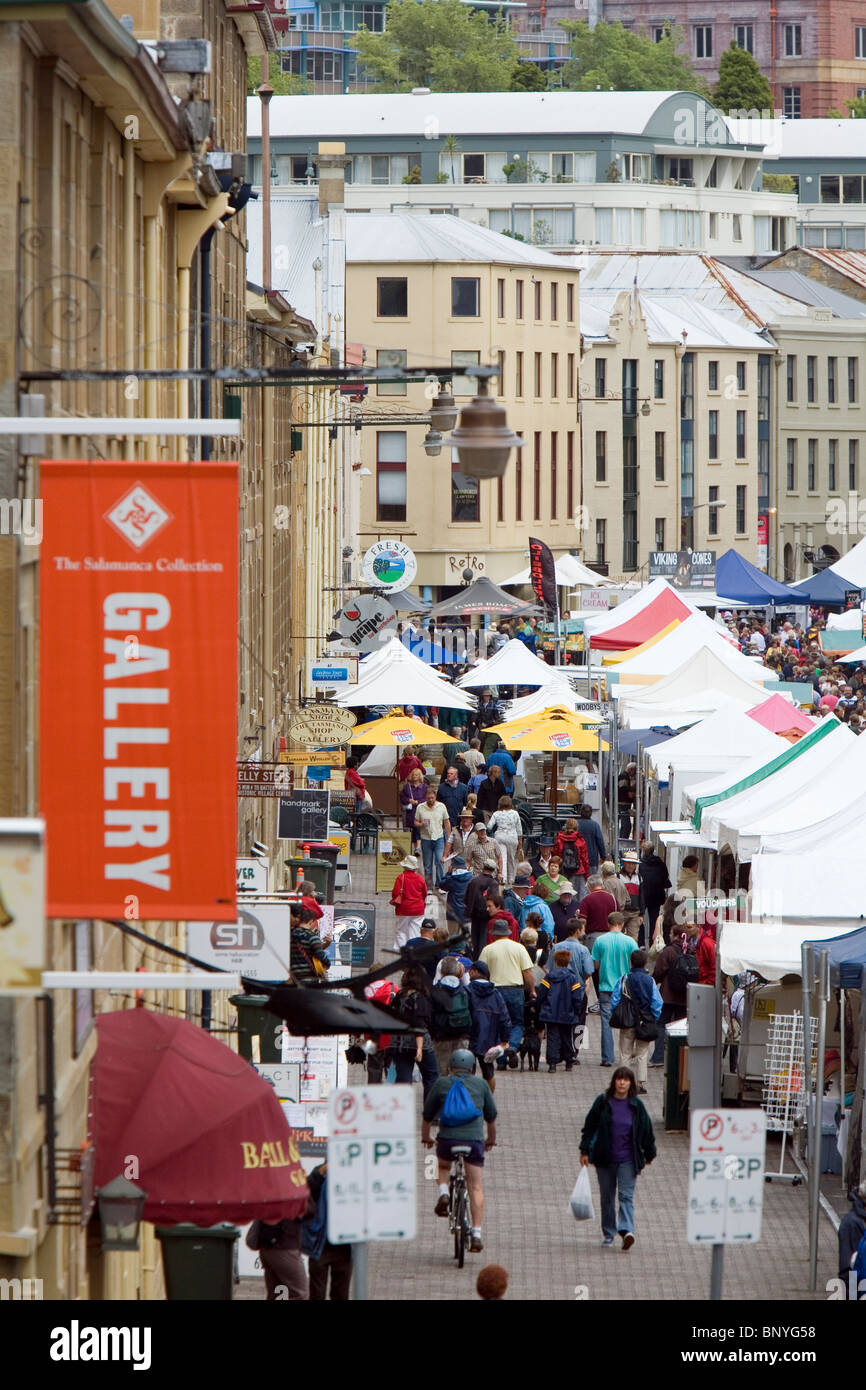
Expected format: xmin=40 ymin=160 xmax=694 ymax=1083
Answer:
xmin=847 ymin=95 xmax=866 ymax=117
xmin=762 ymin=172 xmax=795 ymax=193
xmin=557 ymin=20 xmax=708 ymax=95
xmin=825 ymin=107 xmax=844 ymax=118
xmin=354 ymin=0 xmax=520 ymax=92
xmin=712 ymin=42 xmax=773 ymax=113
xmin=246 ymin=54 xmax=308 ymax=96
xmin=510 ymin=61 xmax=548 ymax=92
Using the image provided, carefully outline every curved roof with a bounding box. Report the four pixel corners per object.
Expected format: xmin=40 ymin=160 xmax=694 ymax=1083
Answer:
xmin=248 ymin=90 xmax=748 ymax=142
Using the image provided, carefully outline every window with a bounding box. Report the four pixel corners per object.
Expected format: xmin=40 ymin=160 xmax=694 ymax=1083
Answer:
xmin=681 ymin=354 xmax=694 ymax=420
xmin=567 ymin=353 xmax=576 ymax=400
xmin=550 ymin=283 xmax=558 ymax=321
xmin=786 ymin=354 xmax=796 ymax=403
xmin=452 ymin=455 xmax=480 ymax=522
xmin=783 ymin=23 xmax=801 ymax=56
xmin=708 ymin=360 xmax=719 ymax=392
xmin=377 ymin=277 xmax=407 ymax=317
xmin=783 ymin=87 xmax=801 ymax=119
xmin=709 ymin=410 xmax=719 ymax=460
xmin=595 ymin=358 xmax=607 ymax=398
xmin=708 ymin=485 xmax=720 ymax=536
xmin=857 ymin=25 xmax=866 ymax=57
xmin=596 ymin=518 xmax=606 ymax=564
xmin=490 ymin=206 xmax=575 ymax=244
xmin=660 ymin=208 xmax=701 ymax=247
xmin=623 ymin=510 xmax=638 ymax=572
xmin=497 ymin=278 xmax=505 ymax=318
xmin=452 ymin=277 xmax=480 ymax=317
xmin=516 ymin=351 xmax=524 ymax=397
xmin=736 ymin=484 xmax=746 ymax=534
xmin=595 ymin=207 xmax=646 ymax=245
xmin=652 ymin=26 xmax=667 ymax=42
xmin=534 ymin=352 xmax=542 ymax=398
xmin=496 ymin=350 xmax=505 ymax=397
xmin=516 ymin=279 xmax=524 ymax=319
xmin=849 ymin=356 xmax=859 ymax=403
xmin=655 ymin=518 xmax=666 ymax=549
xmin=808 ymin=438 xmax=817 ymax=490
xmin=736 ymin=409 xmax=746 ymax=459
xmin=534 ymin=432 xmax=542 ymax=520
xmin=694 ymin=25 xmax=712 ymax=57
xmin=758 ymin=357 xmax=770 ymax=421
xmin=736 ymin=361 xmax=746 ymax=392
xmin=567 ymin=432 xmax=575 ymax=519
xmin=735 ymin=24 xmax=753 ymax=52
xmin=550 ymin=433 xmax=558 ymax=519
xmin=551 ymin=353 xmax=559 ymax=398
xmin=515 ymin=453 xmax=522 ymax=521
xmin=462 ymin=153 xmax=485 ymax=181
xmin=654 ymin=360 xmax=664 ymax=399
xmin=566 ymin=283 xmax=575 ymax=322
xmin=353 ymin=153 xmax=409 ymax=183
xmin=595 ymin=430 xmax=607 ymax=482
xmin=376 ymin=431 xmax=407 ymax=522
xmin=829 ymin=438 xmax=838 ymax=492
xmin=820 ymin=176 xmax=841 ymax=204
xmin=534 ymin=280 xmax=542 ymax=321
xmin=622 ymin=359 xmax=638 ymax=416
xmin=667 ymin=157 xmax=694 ymax=185
xmin=732 ymin=214 xmax=742 ymax=241
xmin=708 ymin=212 xmax=718 ymax=239
xmin=655 ymin=432 xmax=665 ymax=482
xmin=850 ymin=438 xmax=859 ymax=491
xmin=452 ymin=349 xmax=480 ymax=396
xmin=828 ymin=356 xmax=837 ymax=403
xmin=621 ymin=153 xmax=652 ymax=182
xmin=807 ymin=355 xmax=816 ymax=402
xmin=376 ymin=348 xmax=407 ymax=396
xmin=497 ymin=475 xmax=504 ymax=523
xmin=786 ymin=443 xmax=801 ymax=504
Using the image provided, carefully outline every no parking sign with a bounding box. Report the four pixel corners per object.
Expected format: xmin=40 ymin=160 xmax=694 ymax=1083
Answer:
xmin=327 ymin=1086 xmax=416 ymax=1243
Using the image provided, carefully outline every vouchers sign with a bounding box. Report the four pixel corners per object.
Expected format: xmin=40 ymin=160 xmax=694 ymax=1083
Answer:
xmin=39 ymin=461 xmax=238 ymax=920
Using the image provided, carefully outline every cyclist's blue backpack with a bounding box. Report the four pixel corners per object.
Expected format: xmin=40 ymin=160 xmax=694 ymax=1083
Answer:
xmin=440 ymin=1077 xmax=482 ymax=1127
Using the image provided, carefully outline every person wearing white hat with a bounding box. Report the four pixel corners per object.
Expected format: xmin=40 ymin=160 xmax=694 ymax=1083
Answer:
xmin=390 ymin=855 xmax=430 ymax=948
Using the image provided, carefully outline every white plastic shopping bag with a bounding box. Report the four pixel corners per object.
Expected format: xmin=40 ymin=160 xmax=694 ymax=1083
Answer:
xmin=569 ymin=1166 xmax=595 ymax=1222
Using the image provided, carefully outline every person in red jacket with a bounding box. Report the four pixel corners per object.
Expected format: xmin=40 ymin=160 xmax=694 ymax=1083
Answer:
xmin=484 ymin=893 xmax=520 ymax=944
xmin=344 ymin=756 xmax=367 ymax=811
xmin=696 ymin=922 xmax=717 ymax=986
xmin=553 ymin=818 xmax=590 ymax=895
xmin=390 ymin=855 xmax=429 ymax=949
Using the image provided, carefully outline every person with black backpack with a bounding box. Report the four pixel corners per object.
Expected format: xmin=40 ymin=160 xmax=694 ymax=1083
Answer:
xmin=429 ymin=956 xmax=475 ymax=1075
xmin=553 ymin=819 xmax=590 ymax=897
xmin=648 ymin=927 xmax=697 ymax=1066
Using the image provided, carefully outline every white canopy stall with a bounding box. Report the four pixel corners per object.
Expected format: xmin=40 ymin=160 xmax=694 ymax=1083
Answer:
xmin=336 ymin=637 xmax=477 ymax=710
xmin=456 ymin=638 xmax=557 ymax=689
xmin=618 ymin=648 xmax=771 ymax=729
xmin=608 ymin=614 xmax=777 ymax=686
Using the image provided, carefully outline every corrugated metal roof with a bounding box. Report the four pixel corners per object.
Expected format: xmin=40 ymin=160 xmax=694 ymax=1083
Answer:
xmin=246 ymin=194 xmax=327 ymax=326
xmin=249 ymin=90 xmax=692 ymax=141
xmin=796 ymin=247 xmax=866 ymax=291
xmin=717 ymin=263 xmax=866 ymax=318
xmin=344 ymin=212 xmax=567 ymax=266
xmin=726 ymin=118 xmax=866 ymax=161
xmin=579 ymin=288 xmax=770 ymax=347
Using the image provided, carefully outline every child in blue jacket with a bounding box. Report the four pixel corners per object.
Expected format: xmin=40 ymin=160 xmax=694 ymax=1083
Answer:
xmin=536 ymin=948 xmax=584 ymax=1072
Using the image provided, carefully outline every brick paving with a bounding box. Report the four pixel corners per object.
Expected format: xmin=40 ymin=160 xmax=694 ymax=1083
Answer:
xmin=240 ymin=843 xmax=838 ymax=1302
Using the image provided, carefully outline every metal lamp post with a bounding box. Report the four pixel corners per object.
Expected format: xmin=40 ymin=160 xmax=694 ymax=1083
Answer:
xmin=97 ymin=1175 xmax=148 ymax=1252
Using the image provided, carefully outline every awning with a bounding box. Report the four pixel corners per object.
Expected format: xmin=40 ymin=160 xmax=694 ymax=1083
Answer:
xmin=428 ymin=576 xmax=538 ymax=617
xmin=747 ymin=693 xmax=815 ymax=735
xmin=715 ymin=548 xmax=801 ymax=604
xmin=719 ymin=921 xmax=863 ymax=982
xmin=456 ymin=638 xmax=556 ymax=688
xmin=91 ymin=1011 xmax=309 ymax=1226
xmin=588 ymin=584 xmax=693 ymax=650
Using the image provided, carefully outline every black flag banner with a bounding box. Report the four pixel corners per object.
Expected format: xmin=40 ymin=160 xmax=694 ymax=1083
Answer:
xmin=529 ymin=536 xmax=558 ymax=611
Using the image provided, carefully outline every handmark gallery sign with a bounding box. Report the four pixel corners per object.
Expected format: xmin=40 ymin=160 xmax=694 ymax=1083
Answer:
xmin=39 ymin=461 xmax=238 ymax=920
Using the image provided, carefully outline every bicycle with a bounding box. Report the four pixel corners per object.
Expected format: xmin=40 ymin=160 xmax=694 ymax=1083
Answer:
xmin=448 ymin=1146 xmax=473 ymax=1269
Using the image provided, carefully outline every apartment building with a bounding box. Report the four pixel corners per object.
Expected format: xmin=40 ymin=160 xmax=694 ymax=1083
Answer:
xmin=247 ymin=90 xmax=798 ymax=256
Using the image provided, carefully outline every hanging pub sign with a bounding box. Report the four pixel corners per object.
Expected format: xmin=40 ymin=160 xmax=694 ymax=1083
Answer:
xmin=39 ymin=461 xmax=238 ymax=920
xmin=335 ymin=594 xmax=398 ymax=653
xmin=360 ymin=539 xmax=417 ymax=594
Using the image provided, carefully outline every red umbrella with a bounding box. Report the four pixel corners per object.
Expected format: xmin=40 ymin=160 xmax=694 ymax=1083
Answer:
xmin=91 ymin=1011 xmax=308 ymax=1225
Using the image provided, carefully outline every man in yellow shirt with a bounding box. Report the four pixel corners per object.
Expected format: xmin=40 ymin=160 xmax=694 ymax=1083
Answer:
xmin=479 ymin=921 xmax=536 ymax=1070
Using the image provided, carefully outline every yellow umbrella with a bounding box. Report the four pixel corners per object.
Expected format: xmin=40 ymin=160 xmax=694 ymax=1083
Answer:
xmin=347 ymin=712 xmax=461 ymax=746
xmin=484 ymin=706 xmax=608 ymax=813
xmin=486 ymin=704 xmax=605 ymax=738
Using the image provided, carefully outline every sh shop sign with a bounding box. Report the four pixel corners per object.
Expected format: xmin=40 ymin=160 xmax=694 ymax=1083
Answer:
xmin=39 ymin=461 xmax=238 ymax=921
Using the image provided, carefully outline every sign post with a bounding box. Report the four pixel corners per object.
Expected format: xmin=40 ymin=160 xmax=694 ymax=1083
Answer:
xmin=687 ymin=1108 xmax=767 ymax=1300
xmin=327 ymin=1084 xmax=417 ymax=1299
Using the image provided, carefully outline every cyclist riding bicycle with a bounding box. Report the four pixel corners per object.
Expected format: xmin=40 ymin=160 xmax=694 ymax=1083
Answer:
xmin=421 ymin=1048 xmax=497 ymax=1253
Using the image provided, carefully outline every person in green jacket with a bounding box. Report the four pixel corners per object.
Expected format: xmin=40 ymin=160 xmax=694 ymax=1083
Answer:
xmin=579 ymin=1067 xmax=656 ymax=1251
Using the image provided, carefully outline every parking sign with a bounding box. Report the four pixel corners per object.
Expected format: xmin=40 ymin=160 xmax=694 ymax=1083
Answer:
xmin=687 ymin=1108 xmax=766 ymax=1245
xmin=327 ymin=1086 xmax=416 ymax=1243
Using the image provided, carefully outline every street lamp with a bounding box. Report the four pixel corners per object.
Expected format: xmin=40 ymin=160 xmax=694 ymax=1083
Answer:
xmin=429 ymin=388 xmax=458 ymax=433
xmin=423 ymin=427 xmax=443 ymax=457
xmin=439 ymin=380 xmax=525 ymax=480
xmin=97 ymin=1175 xmax=147 ymax=1252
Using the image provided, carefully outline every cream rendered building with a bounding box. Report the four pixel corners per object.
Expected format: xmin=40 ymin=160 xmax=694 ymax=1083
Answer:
xmin=346 ymin=215 xmax=581 ymax=593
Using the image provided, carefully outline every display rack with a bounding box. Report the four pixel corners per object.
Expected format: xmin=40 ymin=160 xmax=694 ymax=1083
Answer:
xmin=761 ymin=1010 xmax=817 ymax=1183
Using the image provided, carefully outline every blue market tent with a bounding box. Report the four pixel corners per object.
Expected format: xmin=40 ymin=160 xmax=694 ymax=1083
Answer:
xmin=804 ymin=923 xmax=866 ymax=989
xmin=715 ymin=549 xmax=801 ymax=604
xmin=789 ymin=567 xmax=852 ymax=606
xmin=617 ymin=725 xmax=688 ymax=755
xmin=400 ymin=631 xmax=462 ymax=664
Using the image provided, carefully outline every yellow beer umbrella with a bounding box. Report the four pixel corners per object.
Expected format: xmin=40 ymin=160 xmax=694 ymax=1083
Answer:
xmin=484 ymin=706 xmax=608 ymax=814
xmin=347 ymin=711 xmax=462 ymax=747
xmin=486 ymin=704 xmax=606 ymax=739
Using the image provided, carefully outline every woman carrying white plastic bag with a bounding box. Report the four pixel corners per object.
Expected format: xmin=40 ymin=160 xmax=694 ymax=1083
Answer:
xmin=569 ymin=1165 xmax=594 ymax=1221
xmin=578 ymin=1066 xmax=656 ymax=1250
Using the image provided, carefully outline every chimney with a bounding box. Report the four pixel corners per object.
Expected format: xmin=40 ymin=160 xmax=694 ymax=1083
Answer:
xmin=315 ymin=141 xmax=350 ymax=216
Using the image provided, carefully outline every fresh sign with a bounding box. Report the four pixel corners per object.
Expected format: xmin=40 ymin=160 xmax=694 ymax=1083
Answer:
xmin=361 ymin=539 xmax=417 ymax=594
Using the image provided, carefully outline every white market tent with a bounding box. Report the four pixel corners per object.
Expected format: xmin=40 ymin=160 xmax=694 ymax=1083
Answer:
xmin=503 ymin=679 xmax=605 ymax=723
xmin=456 ymin=638 xmax=557 ymax=689
xmin=751 ymin=786 xmax=866 ymax=859
xmin=679 ymin=718 xmax=837 ymax=821
xmin=610 ymin=614 xmax=778 ymax=686
xmin=500 ymin=553 xmax=617 ymax=588
xmin=749 ymin=851 xmax=866 ymax=921
xmin=705 ymin=721 xmax=853 ymax=851
xmin=618 ymin=648 xmax=771 ymax=728
xmin=335 ymin=637 xmax=477 ymax=710
xmin=647 ymin=704 xmax=784 ymax=781
xmin=838 ymin=642 xmax=866 ymax=663
xmin=826 ymin=531 xmax=866 ymax=587
xmin=719 ymin=921 xmax=862 ymax=982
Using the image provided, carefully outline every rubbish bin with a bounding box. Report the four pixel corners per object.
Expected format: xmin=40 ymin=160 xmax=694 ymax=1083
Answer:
xmin=156 ymin=1223 xmax=239 ymax=1300
xmin=230 ymin=993 xmax=283 ymax=1063
xmin=663 ymin=1032 xmax=690 ymax=1132
xmin=303 ymin=843 xmax=340 ymax=901
xmin=285 ymin=855 xmax=332 ymax=901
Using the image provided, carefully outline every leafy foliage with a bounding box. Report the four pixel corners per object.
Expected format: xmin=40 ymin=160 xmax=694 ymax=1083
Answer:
xmin=712 ymin=42 xmax=773 ymax=113
xmin=355 ymin=0 xmax=521 ymax=92
xmin=557 ymin=20 xmax=707 ymax=95
xmin=847 ymin=95 xmax=866 ymax=117
xmin=246 ymin=55 xmax=308 ymax=96
xmin=762 ymin=172 xmax=796 ymax=193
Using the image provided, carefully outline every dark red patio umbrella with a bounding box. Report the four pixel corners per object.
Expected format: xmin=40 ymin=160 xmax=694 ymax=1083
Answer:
xmin=91 ymin=1010 xmax=308 ymax=1225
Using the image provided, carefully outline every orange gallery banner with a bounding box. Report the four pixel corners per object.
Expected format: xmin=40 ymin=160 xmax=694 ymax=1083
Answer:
xmin=39 ymin=461 xmax=238 ymax=920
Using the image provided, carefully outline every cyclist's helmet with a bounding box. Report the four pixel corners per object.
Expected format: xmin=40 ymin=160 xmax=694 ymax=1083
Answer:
xmin=449 ymin=1049 xmax=476 ymax=1074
